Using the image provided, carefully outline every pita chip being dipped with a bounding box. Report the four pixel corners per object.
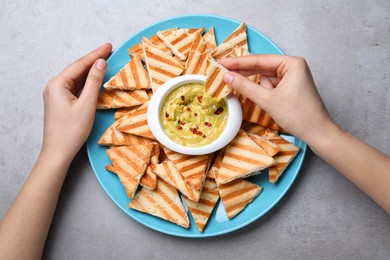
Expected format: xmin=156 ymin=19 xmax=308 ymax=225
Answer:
xmin=205 ymin=58 xmax=233 ymax=99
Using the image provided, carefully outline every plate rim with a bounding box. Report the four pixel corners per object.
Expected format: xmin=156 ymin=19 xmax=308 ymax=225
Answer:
xmin=86 ymin=14 xmax=307 ymax=238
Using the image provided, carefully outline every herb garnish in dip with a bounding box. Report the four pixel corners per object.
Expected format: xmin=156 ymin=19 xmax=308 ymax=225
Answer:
xmin=161 ymin=83 xmax=228 ymax=147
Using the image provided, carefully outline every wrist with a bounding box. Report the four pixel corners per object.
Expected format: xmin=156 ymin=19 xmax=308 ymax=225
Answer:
xmin=38 ymin=146 xmax=74 ymax=172
xmin=305 ymin=119 xmax=344 ymax=156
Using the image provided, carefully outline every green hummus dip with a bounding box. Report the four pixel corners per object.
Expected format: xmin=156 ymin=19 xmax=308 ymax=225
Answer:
xmin=161 ymin=83 xmax=228 ymax=147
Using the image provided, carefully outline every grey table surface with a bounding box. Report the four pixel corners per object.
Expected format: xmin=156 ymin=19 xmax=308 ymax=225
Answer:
xmin=1 ymin=0 xmax=389 ymax=259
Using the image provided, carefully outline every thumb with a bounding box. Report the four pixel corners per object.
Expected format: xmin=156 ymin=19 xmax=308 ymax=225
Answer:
xmin=79 ymin=59 xmax=107 ymax=106
xmin=223 ymin=71 xmax=271 ymax=103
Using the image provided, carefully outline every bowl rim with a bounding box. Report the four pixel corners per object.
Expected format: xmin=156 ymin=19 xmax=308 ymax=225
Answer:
xmin=147 ymin=75 xmax=242 ymax=155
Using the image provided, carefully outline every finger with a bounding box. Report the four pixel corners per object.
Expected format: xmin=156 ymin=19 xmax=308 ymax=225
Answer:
xmin=78 ymin=59 xmax=107 ymax=106
xmin=229 ymin=69 xmax=278 ymax=77
xmin=224 ymin=71 xmax=272 ymax=104
xmin=59 ymin=43 xmax=112 ymax=82
xmin=219 ymin=54 xmax=288 ymax=73
xmin=259 ymin=76 xmax=274 ymax=89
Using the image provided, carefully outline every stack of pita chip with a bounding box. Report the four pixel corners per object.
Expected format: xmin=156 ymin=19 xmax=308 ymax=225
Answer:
xmin=95 ymin=23 xmax=301 ymax=231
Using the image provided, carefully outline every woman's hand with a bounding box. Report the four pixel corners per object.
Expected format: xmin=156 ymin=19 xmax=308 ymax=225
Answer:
xmin=219 ymin=55 xmax=338 ymax=146
xmin=220 ymin=55 xmax=390 ymax=214
xmin=41 ymin=43 xmax=112 ymax=163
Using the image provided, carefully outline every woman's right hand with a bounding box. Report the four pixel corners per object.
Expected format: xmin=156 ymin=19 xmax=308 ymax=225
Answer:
xmin=219 ymin=55 xmax=339 ymax=146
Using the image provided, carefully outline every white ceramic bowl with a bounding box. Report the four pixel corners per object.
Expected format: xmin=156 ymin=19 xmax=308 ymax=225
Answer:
xmin=147 ymin=75 xmax=242 ymax=155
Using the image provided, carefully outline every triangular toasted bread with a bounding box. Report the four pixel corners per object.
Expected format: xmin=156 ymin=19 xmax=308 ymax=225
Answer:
xmin=247 ymin=132 xmax=280 ymax=157
xmin=262 ymin=130 xmax=300 ymax=183
xmin=114 ymin=106 xmax=140 ymax=120
xmin=105 ymin=164 xmax=116 ymax=173
xmin=216 ymin=129 xmax=275 ymax=184
xmin=149 ymin=143 xmax=161 ymax=172
xmin=241 ymin=121 xmax=267 ymax=136
xmin=116 ymin=101 xmax=157 ymax=141
xmin=205 ymin=58 xmax=233 ymax=99
xmin=182 ymin=50 xmax=210 ymax=75
xmin=241 ymin=98 xmax=282 ymax=131
xmin=103 ymin=55 xmax=150 ymax=90
xmin=106 ymin=144 xmax=153 ymax=198
xmin=203 ymin=27 xmax=217 ymax=52
xmin=215 ymin=170 xmax=262 ymax=219
xmin=128 ymin=178 xmax=190 ymax=228
xmin=162 ymin=147 xmax=210 ymax=191
xmin=140 ymin=165 xmax=157 ymax=190
xmin=98 ymin=115 xmax=154 ymax=146
xmin=154 ymin=161 xmax=201 ymax=202
xmin=157 ymin=29 xmax=197 ymax=60
xmin=128 ymin=32 xmax=173 ymax=59
xmin=183 ymin=177 xmax=219 ymax=232
xmin=206 ymin=148 xmax=225 ymax=179
xmin=189 ymin=32 xmax=207 ymax=53
xmin=212 ymin=23 xmax=248 ymax=59
xmin=185 ymin=28 xmax=205 ymax=35
xmin=97 ymin=89 xmax=149 ymax=109
xmin=142 ymin=37 xmax=184 ymax=91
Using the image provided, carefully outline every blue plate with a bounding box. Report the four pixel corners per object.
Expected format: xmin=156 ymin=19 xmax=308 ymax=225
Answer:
xmin=86 ymin=14 xmax=307 ymax=237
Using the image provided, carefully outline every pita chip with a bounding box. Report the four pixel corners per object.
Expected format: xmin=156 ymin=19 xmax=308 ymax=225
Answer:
xmin=106 ymin=144 xmax=153 ymax=198
xmin=215 ymin=170 xmax=262 ymax=219
xmin=116 ymin=101 xmax=157 ymax=141
xmin=157 ymin=28 xmax=196 ymax=60
xmin=203 ymin=27 xmax=217 ymax=52
xmin=206 ymin=148 xmax=225 ymax=179
xmin=139 ymin=165 xmax=157 ymax=190
xmin=114 ymin=106 xmax=140 ymax=120
xmin=262 ymin=129 xmax=300 ymax=183
xmin=128 ymin=32 xmax=173 ymax=59
xmin=182 ymin=50 xmax=210 ymax=75
xmin=241 ymin=121 xmax=267 ymax=136
xmin=98 ymin=115 xmax=154 ymax=146
xmin=142 ymin=37 xmax=184 ymax=91
xmin=162 ymin=147 xmax=211 ymax=191
xmin=185 ymin=27 xmax=205 ymax=35
xmin=205 ymin=58 xmax=233 ymax=99
xmin=105 ymin=164 xmax=116 ymax=173
xmin=154 ymin=161 xmax=201 ymax=202
xmin=212 ymin=22 xmax=248 ymax=59
xmin=216 ymin=129 xmax=275 ymax=184
xmin=241 ymin=98 xmax=283 ymax=131
xmin=128 ymin=178 xmax=190 ymax=228
xmin=247 ymin=132 xmax=280 ymax=157
xmin=103 ymin=55 xmax=150 ymax=90
xmin=184 ymin=177 xmax=219 ymax=232
xmin=97 ymin=89 xmax=149 ymax=109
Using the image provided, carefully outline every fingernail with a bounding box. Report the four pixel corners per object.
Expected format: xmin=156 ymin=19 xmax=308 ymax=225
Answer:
xmin=96 ymin=59 xmax=106 ymax=71
xmin=224 ymin=72 xmax=234 ymax=84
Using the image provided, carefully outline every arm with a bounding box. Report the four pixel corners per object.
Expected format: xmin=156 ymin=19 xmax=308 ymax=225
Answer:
xmin=0 ymin=43 xmax=112 ymax=260
xmin=219 ymin=55 xmax=390 ymax=214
